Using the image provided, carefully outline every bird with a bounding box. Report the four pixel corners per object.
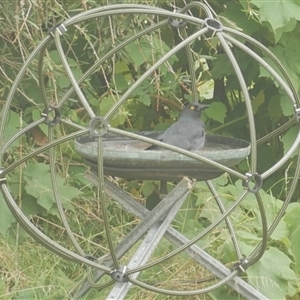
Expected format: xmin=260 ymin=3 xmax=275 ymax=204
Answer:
xmin=147 ymin=102 xmax=210 ymax=151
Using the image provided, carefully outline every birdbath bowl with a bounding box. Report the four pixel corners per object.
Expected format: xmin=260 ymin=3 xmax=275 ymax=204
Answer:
xmin=1 ymin=1 xmax=300 ymax=299
xmin=75 ymin=132 xmax=250 ymax=181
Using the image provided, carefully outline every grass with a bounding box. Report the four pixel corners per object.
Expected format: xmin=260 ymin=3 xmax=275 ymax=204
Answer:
xmin=0 ymin=234 xmax=220 ymax=300
xmin=0 ymin=236 xmax=78 ymax=299
xmin=0 ymin=179 xmax=236 ymax=299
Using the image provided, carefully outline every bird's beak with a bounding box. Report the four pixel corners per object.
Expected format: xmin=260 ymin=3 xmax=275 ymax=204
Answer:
xmin=199 ymin=104 xmax=210 ymax=111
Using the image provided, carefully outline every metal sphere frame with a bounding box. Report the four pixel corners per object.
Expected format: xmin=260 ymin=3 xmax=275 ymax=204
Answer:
xmin=1 ymin=2 xmax=300 ymax=299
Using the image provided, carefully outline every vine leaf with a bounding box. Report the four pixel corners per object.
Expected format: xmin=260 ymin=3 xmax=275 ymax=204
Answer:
xmin=281 ymin=126 xmax=299 ymax=158
xmin=284 ymin=204 xmax=300 ymax=274
xmin=247 ymin=247 xmax=297 ymax=299
xmin=205 ymin=101 xmax=227 ymax=124
xmin=252 ymin=0 xmax=300 ymax=32
xmin=0 ymin=193 xmax=16 ymax=236
xmin=23 ymin=163 xmax=81 ymax=214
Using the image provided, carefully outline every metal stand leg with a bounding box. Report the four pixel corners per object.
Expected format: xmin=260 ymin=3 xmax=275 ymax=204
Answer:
xmin=73 ymin=173 xmax=268 ymax=300
xmin=107 ymin=182 xmax=187 ymax=299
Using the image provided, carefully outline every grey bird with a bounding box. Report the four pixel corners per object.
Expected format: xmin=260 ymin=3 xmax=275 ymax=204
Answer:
xmin=147 ymin=102 xmax=210 ymax=151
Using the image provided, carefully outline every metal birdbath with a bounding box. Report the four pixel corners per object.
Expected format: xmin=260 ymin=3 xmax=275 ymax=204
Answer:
xmin=75 ymin=132 xmax=250 ymax=181
xmin=0 ymin=2 xmax=300 ymax=299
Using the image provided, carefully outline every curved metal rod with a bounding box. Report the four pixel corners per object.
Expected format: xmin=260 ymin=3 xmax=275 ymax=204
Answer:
xmin=257 ymin=117 xmax=296 ymax=145
xmin=55 ymin=20 xmax=170 ymax=110
xmin=109 ymin=127 xmax=248 ymax=180
xmin=104 ymin=26 xmax=209 ymax=120
xmin=243 ymin=192 xmax=268 ymax=267
xmin=223 ymin=32 xmax=296 ymax=105
xmin=206 ymin=180 xmax=243 ymax=260
xmin=60 ymin=119 xmax=87 ymax=131
xmin=0 ymin=184 xmax=111 ymax=272
xmin=96 ymin=138 xmax=119 ymax=267
xmin=37 ymin=43 xmax=49 ymax=108
xmin=224 ymin=28 xmax=300 ymax=106
xmin=53 ymin=31 xmax=95 ymax=118
xmin=181 ymin=27 xmax=199 ymax=103
xmin=46 ymin=6 xmax=209 ymax=120
xmin=265 ymin=148 xmax=300 ymax=238
xmin=0 ymin=35 xmax=52 ymax=155
xmin=64 ymin=6 xmax=205 ymax=29
xmin=245 ymin=148 xmax=300 ymax=266
xmin=129 ymin=269 xmax=238 ymax=296
xmin=127 ymin=190 xmax=249 ymax=274
xmin=48 ymin=128 xmax=85 ymax=256
xmin=262 ymin=131 xmax=300 ymax=179
xmin=86 ymin=269 xmax=114 ymax=289
xmin=181 ymin=1 xmax=214 ymax=18
xmin=64 ymin=4 xmax=163 ymax=26
xmin=1 ymin=118 xmax=45 ymax=155
xmin=222 ymin=32 xmax=300 ymax=179
xmin=217 ymin=32 xmax=257 ymax=175
xmin=35 ymin=7 xmax=206 ymax=123
xmin=1 ymin=129 xmax=89 ymax=177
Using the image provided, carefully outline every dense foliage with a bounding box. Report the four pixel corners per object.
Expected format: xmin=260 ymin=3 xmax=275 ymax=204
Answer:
xmin=0 ymin=0 xmax=300 ymax=299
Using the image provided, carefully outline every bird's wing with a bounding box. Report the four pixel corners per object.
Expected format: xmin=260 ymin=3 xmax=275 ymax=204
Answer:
xmin=191 ymin=131 xmax=205 ymax=150
xmin=161 ymin=134 xmax=191 ymax=150
xmin=164 ymin=120 xmax=203 ymax=138
xmin=162 ymin=120 xmax=205 ymax=150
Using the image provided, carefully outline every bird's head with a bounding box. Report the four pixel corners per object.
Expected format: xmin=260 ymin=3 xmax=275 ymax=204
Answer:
xmin=180 ymin=102 xmax=210 ymax=118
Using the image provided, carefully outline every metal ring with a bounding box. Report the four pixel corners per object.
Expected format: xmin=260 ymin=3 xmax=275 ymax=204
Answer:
xmin=204 ymin=18 xmax=223 ymax=32
xmin=110 ymin=265 xmax=129 ymax=282
xmin=41 ymin=106 xmax=61 ymax=126
xmin=169 ymin=9 xmax=186 ymax=29
xmin=89 ymin=117 xmax=109 ymax=137
xmin=243 ymin=172 xmax=263 ymax=193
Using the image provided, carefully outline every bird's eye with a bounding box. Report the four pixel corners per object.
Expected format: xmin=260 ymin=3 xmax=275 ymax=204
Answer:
xmin=190 ymin=105 xmax=195 ymax=110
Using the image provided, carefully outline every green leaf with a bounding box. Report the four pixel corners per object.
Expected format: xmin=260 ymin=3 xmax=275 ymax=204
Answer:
xmin=271 ymin=220 xmax=290 ymax=242
xmin=99 ymin=95 xmax=116 ymax=116
xmin=31 ymin=108 xmax=48 ymax=136
xmin=57 ymin=75 xmax=71 ymax=89
xmin=273 ymin=18 xmax=297 ymax=44
xmin=23 ymin=163 xmax=81 ymax=214
xmin=100 ymin=95 xmax=128 ymax=126
xmin=252 ymin=90 xmax=265 ymax=114
xmin=247 ymin=247 xmax=297 ymax=299
xmin=138 ymin=94 xmax=151 ymax=106
xmin=21 ymin=194 xmax=44 ymax=217
xmin=283 ymin=204 xmax=300 ymax=261
xmin=2 ymin=110 xmax=27 ymax=149
xmin=235 ymin=230 xmax=261 ymax=241
xmin=114 ymin=73 xmax=129 ymax=91
xmin=140 ymin=181 xmax=156 ymax=197
xmin=198 ymin=79 xmax=214 ymax=100
xmin=260 ymin=31 xmax=300 ymax=91
xmin=48 ymin=50 xmax=61 ymax=64
xmin=267 ymin=94 xmax=282 ymax=122
xmin=279 ymin=91 xmax=295 ymax=117
xmin=211 ymin=54 xmax=234 ymax=78
xmin=110 ymin=112 xmax=127 ymax=127
xmin=205 ymin=102 xmax=227 ymax=124
xmin=220 ymin=2 xmax=260 ymax=35
xmin=0 ymin=193 xmax=16 ymax=236
xmin=252 ymin=0 xmax=300 ymax=32
xmin=209 ymin=284 xmax=240 ymax=300
xmin=115 ymin=61 xmax=130 ymax=73
xmin=280 ymin=126 xmax=299 ymax=158
xmin=68 ymin=165 xmax=91 ymax=187
xmin=125 ymin=42 xmax=147 ymax=67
